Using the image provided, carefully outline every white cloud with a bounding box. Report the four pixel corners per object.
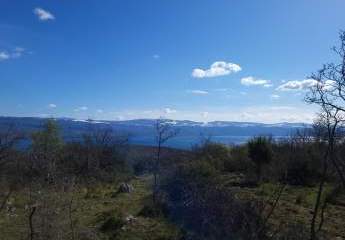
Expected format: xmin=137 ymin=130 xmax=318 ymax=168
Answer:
xmin=214 ymin=88 xmax=228 ymax=92
xmin=201 ymin=112 xmax=209 ymax=118
xmin=164 ymin=108 xmax=177 ymax=114
xmin=0 ymin=52 xmax=10 ymax=61
xmin=192 ymin=61 xmax=241 ymax=78
xmin=37 ymin=113 xmax=50 ymax=118
xmin=153 ymin=54 xmax=160 ymax=59
xmin=241 ymin=76 xmax=271 ymax=86
xmin=0 ymin=47 xmax=27 ymax=62
xmin=189 ymin=90 xmax=209 ymax=95
xmin=276 ymin=79 xmax=318 ymax=91
xmin=48 ymin=103 xmax=57 ymax=108
xmin=15 ymin=47 xmax=25 ymax=52
xmin=34 ymin=8 xmax=55 ymax=21
xmin=11 ymin=47 xmax=25 ymax=58
xmin=74 ymin=106 xmax=88 ymax=112
xmin=270 ymin=94 xmax=280 ymax=100
xmin=322 ymin=80 xmax=337 ymax=91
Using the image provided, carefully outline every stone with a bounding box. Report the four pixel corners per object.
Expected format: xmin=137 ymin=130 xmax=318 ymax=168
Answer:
xmin=118 ymin=182 xmax=134 ymax=193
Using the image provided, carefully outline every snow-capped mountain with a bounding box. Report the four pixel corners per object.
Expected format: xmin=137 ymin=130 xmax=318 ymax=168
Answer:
xmin=0 ymin=117 xmax=311 ymax=148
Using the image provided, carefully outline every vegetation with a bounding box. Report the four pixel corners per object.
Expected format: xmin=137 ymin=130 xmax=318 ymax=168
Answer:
xmin=1 ymin=115 xmax=345 ymax=239
xmin=248 ymin=136 xmax=273 ymax=182
xmin=1 ymin=30 xmax=345 ymax=240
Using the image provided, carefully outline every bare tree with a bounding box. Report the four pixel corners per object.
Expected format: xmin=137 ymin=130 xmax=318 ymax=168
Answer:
xmin=305 ymin=31 xmax=345 ymax=240
xmin=0 ymin=124 xmax=22 ymax=213
xmin=306 ymin=30 xmax=345 ymax=186
xmin=153 ymin=118 xmax=178 ymax=203
xmin=0 ymin=123 xmax=22 ymax=167
xmin=80 ymin=126 xmax=129 ymax=179
xmin=309 ymin=113 xmax=336 ymax=240
xmin=29 ymin=204 xmax=37 ymax=240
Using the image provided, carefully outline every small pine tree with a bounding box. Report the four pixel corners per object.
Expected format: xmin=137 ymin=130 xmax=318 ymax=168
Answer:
xmin=247 ymin=136 xmax=272 ymax=182
xmin=31 ymin=119 xmax=63 ymax=181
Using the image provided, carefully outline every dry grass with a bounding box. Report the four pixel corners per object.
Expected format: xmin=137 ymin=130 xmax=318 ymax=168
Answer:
xmin=0 ymin=176 xmax=180 ymax=240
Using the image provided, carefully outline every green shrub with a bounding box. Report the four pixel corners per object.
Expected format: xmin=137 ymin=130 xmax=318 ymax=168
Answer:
xmin=193 ymin=142 xmax=231 ymax=172
xmin=225 ymin=145 xmax=253 ymax=173
xmin=99 ymin=215 xmax=125 ymax=233
xmin=276 ymin=222 xmax=309 ymax=240
xmin=139 ymin=200 xmax=167 ymax=218
xmin=295 ymin=194 xmax=304 ymax=205
xmin=248 ymin=137 xmax=273 ymax=182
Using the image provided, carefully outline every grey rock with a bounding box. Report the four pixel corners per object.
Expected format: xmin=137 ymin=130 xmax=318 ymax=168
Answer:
xmin=118 ymin=182 xmax=134 ymax=193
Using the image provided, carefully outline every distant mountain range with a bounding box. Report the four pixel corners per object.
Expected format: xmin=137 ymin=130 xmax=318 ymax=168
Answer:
xmin=0 ymin=117 xmax=311 ymax=148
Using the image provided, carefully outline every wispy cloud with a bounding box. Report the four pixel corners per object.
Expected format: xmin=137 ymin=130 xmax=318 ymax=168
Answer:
xmin=276 ymin=79 xmax=317 ymax=91
xmin=48 ymin=103 xmax=57 ymax=108
xmin=11 ymin=47 xmax=25 ymax=58
xmin=201 ymin=111 xmax=209 ymax=118
xmin=241 ymin=76 xmax=271 ymax=87
xmin=153 ymin=54 xmax=160 ymax=59
xmin=0 ymin=47 xmax=28 ymax=62
xmin=214 ymin=88 xmax=229 ymax=92
xmin=0 ymin=52 xmax=10 ymax=61
xmin=270 ymin=94 xmax=280 ymax=100
xmin=74 ymin=106 xmax=88 ymax=112
xmin=189 ymin=90 xmax=209 ymax=95
xmin=164 ymin=108 xmax=177 ymax=114
xmin=34 ymin=7 xmax=55 ymax=21
xmin=192 ymin=61 xmax=241 ymax=78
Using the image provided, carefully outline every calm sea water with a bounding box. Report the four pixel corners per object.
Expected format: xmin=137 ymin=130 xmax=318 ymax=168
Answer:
xmin=17 ymin=135 xmax=289 ymax=150
xmin=130 ymin=135 xmax=284 ymax=149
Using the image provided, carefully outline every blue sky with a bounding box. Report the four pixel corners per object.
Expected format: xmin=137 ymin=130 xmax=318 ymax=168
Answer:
xmin=1 ymin=0 xmax=345 ymax=123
